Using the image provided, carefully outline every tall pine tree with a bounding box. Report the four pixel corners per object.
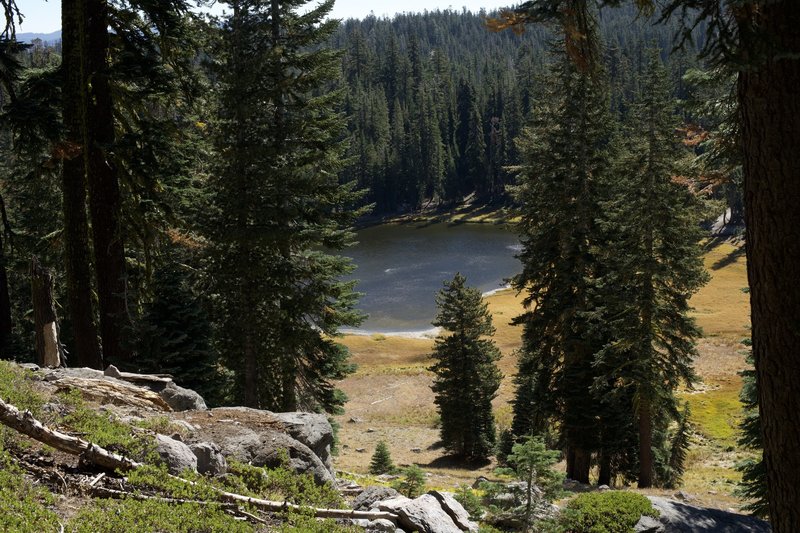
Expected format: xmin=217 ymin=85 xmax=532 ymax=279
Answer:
xmin=208 ymin=0 xmax=364 ymax=413
xmin=595 ymin=49 xmax=707 ymax=487
xmin=511 ymin=39 xmax=614 ymax=483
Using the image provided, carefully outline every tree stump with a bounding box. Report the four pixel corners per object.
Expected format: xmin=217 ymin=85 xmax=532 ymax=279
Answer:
xmin=30 ymin=257 xmax=64 ymax=368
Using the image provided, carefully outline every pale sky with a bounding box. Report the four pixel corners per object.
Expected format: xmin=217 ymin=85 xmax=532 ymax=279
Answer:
xmin=17 ymin=0 xmax=513 ymax=33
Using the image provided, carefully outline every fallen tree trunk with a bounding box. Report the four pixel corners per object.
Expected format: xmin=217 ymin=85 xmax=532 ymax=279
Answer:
xmin=0 ymin=397 xmax=141 ymax=471
xmin=0 ymin=396 xmax=399 ymax=523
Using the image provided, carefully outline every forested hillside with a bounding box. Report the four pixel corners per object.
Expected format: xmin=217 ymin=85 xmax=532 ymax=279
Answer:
xmin=333 ymin=6 xmax=704 ymax=212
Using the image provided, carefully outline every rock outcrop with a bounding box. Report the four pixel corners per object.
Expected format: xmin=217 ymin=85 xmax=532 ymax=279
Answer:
xmin=362 ymin=489 xmax=479 ymax=533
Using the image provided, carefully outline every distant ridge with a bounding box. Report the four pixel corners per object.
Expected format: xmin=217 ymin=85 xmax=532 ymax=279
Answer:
xmin=16 ymin=30 xmax=62 ymax=43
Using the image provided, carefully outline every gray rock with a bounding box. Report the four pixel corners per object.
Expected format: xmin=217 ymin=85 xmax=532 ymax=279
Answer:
xmin=635 ymin=515 xmax=665 ymax=533
xmin=648 ymin=496 xmax=771 ymax=532
xmin=190 ymin=442 xmax=227 ymax=476
xmin=217 ymin=426 xmax=334 ymax=485
xmin=44 ymin=367 xmax=105 ymax=381
xmin=365 ymin=518 xmax=398 ymax=532
xmin=20 ymin=363 xmax=40 ymax=372
xmin=159 ymin=382 xmax=207 ymax=411
xmin=155 ymin=434 xmax=197 ymax=475
xmin=377 ymin=494 xmax=462 ymax=533
xmin=598 ymin=484 xmax=611 ymax=491
xmin=271 ymin=411 xmax=334 ymax=473
xmin=103 ymin=364 xmax=123 ymax=379
xmin=428 ymin=491 xmax=478 ymax=531
xmin=352 ymin=518 xmax=398 ymax=532
xmin=353 ymin=486 xmax=403 ymax=511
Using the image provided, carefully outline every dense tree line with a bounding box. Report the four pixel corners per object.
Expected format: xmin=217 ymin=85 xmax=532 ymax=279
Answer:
xmin=333 ymin=6 xmax=704 ymax=213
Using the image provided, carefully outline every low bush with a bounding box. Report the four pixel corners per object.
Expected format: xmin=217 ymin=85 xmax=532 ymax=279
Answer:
xmin=559 ymin=491 xmax=658 ymax=533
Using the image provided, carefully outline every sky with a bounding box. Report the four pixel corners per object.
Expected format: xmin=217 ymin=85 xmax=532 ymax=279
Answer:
xmin=16 ymin=0 xmax=513 ymax=33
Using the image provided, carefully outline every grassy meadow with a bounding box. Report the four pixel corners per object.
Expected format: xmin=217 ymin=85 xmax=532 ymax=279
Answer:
xmin=333 ymin=234 xmax=752 ymax=509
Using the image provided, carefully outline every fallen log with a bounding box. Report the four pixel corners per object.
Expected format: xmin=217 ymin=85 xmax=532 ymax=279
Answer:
xmin=0 ymin=397 xmax=141 ymax=471
xmin=0 ymin=396 xmax=399 ymax=524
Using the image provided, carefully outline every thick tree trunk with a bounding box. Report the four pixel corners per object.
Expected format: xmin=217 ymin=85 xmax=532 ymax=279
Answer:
xmin=61 ymin=0 xmax=103 ymax=369
xmin=566 ymin=447 xmax=591 ymax=484
xmin=637 ymin=397 xmax=653 ymax=488
xmin=30 ymin=258 xmax=64 ymax=368
xmin=85 ymin=0 xmax=130 ymax=366
xmin=737 ymin=2 xmax=800 ymax=529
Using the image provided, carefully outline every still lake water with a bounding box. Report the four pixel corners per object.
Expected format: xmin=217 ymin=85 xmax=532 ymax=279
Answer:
xmin=343 ymin=223 xmax=521 ymax=333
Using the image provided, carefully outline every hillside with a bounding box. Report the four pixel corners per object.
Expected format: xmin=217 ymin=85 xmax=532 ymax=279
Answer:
xmin=334 ymin=233 xmax=751 ymax=510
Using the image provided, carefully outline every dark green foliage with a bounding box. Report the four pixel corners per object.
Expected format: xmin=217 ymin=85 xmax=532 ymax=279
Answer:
xmin=430 ymin=273 xmax=502 ymax=461
xmin=369 ymin=440 xmax=395 ymax=475
xmin=501 ymin=436 xmax=564 ymax=528
xmin=653 ymin=403 xmax=692 ymax=489
xmin=131 ymin=264 xmax=225 ymax=406
xmin=207 ymin=0 xmax=364 ymax=413
xmin=559 ymin=491 xmax=658 ymax=533
xmin=334 ymin=8 xmax=700 ymax=213
xmin=594 ymin=49 xmax=707 ymax=486
xmin=394 ymin=465 xmax=427 ymax=498
xmin=510 ymin=38 xmax=614 ymax=482
xmin=736 ymin=353 xmax=769 ymax=518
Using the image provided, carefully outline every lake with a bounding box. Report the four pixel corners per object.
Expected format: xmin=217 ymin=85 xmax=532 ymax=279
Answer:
xmin=343 ymin=222 xmax=521 ymax=333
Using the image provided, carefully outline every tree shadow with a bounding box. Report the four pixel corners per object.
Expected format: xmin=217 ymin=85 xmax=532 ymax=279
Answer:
xmin=422 ymin=454 xmax=492 ymax=470
xmin=710 ymin=244 xmax=746 ymax=271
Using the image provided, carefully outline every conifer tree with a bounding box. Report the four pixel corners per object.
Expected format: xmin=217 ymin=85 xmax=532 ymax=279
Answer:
xmin=208 ymin=0 xmax=364 ymax=413
xmin=369 ymin=441 xmax=395 ymax=475
xmin=429 ymin=273 xmax=502 ymax=461
xmin=511 ymin=39 xmax=614 ymax=483
xmin=595 ymin=49 xmax=707 ymax=488
xmin=736 ymin=353 xmax=769 ymax=518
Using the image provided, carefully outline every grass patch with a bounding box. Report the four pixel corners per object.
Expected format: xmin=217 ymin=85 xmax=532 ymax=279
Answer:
xmin=682 ymin=382 xmax=743 ymax=448
xmin=58 ymin=389 xmax=156 ymax=460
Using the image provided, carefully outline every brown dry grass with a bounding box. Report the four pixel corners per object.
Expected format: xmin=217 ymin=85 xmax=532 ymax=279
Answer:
xmin=334 ymin=237 xmax=752 ymax=508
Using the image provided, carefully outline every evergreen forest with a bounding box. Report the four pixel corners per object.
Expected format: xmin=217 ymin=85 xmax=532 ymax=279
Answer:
xmin=0 ymin=0 xmax=798 ymax=531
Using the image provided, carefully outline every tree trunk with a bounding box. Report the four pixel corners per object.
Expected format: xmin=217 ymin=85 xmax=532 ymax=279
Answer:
xmin=243 ymin=332 xmax=258 ymax=408
xmin=566 ymin=447 xmax=591 ymax=484
xmin=61 ymin=0 xmax=103 ymax=369
xmin=597 ymin=450 xmax=611 ymax=487
xmin=637 ymin=396 xmax=653 ymax=488
xmin=85 ymin=0 xmax=130 ymax=366
xmin=30 ymin=257 xmax=64 ymax=368
xmin=738 ymin=2 xmax=800 ymax=529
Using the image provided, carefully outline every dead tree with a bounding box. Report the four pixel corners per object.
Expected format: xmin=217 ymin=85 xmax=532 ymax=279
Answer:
xmin=30 ymin=256 xmax=65 ymax=368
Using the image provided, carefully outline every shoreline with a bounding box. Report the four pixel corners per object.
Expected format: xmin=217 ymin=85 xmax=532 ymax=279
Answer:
xmin=341 ymin=285 xmax=514 ymax=339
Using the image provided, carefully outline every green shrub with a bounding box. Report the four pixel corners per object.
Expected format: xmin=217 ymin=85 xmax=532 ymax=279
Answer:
xmin=67 ymin=499 xmax=251 ymax=533
xmin=224 ymin=459 xmax=344 ymax=508
xmin=0 ymin=449 xmax=59 ymax=533
xmin=393 ymin=465 xmax=427 ymax=498
xmin=559 ymin=491 xmax=658 ymax=533
xmin=58 ymin=389 xmax=155 ymax=460
xmin=454 ymin=484 xmax=484 ymax=520
xmin=0 ymin=361 xmax=46 ymax=447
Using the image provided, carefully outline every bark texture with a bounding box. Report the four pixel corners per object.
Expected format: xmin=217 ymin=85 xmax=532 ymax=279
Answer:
xmin=737 ymin=2 xmax=800 ymax=530
xmin=61 ymin=0 xmax=103 ymax=369
xmin=85 ymin=0 xmax=130 ymax=366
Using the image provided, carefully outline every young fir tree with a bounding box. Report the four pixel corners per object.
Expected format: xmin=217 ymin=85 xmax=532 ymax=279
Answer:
xmin=208 ymin=0 xmax=364 ymax=413
xmin=369 ymin=441 xmax=394 ymax=475
xmin=429 ymin=273 xmax=502 ymax=461
xmin=736 ymin=352 xmax=769 ymax=518
xmin=594 ymin=49 xmax=707 ymax=488
xmin=510 ymin=36 xmax=615 ymax=483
